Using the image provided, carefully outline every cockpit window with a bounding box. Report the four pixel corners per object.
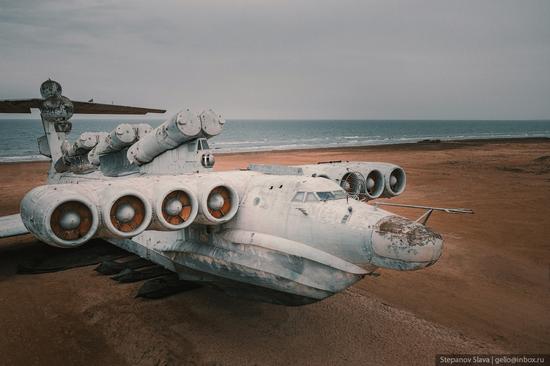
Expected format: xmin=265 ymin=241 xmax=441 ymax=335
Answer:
xmin=316 ymin=190 xmax=347 ymax=201
xmin=332 ymin=190 xmax=348 ymax=200
xmin=292 ymin=192 xmax=305 ymax=202
xmin=316 ymin=191 xmax=334 ymax=201
xmin=292 ymin=190 xmax=347 ymax=203
xmin=305 ymin=192 xmax=318 ymax=202
xmin=196 ymin=139 xmax=210 ymax=151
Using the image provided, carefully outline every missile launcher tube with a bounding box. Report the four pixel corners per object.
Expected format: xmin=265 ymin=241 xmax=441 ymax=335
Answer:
xmin=134 ymin=123 xmax=152 ymax=138
xmin=127 ymin=110 xmax=202 ymax=165
xmin=88 ymin=123 xmax=138 ymax=165
xmin=62 ymin=132 xmax=105 ymax=157
xmin=109 ymin=123 xmax=137 ymax=149
xmin=199 ymin=109 xmax=225 ymax=138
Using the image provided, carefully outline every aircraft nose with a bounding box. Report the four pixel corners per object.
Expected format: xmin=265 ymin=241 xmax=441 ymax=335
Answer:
xmin=370 ymin=216 xmax=443 ymax=270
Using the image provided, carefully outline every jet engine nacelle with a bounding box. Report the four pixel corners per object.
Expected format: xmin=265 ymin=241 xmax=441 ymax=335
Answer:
xmin=369 ymin=163 xmax=407 ymax=197
xmin=195 ymin=181 xmax=239 ymax=225
xmin=301 ymin=164 xmax=386 ymax=199
xmin=339 ymin=169 xmax=385 ymax=199
xmin=338 ymin=171 xmax=364 ymax=195
xmin=341 ymin=163 xmax=406 ymax=198
xmin=148 ymin=181 xmax=199 ymax=231
xmin=250 ymin=162 xmax=406 ymax=200
xmin=363 ymin=169 xmax=385 ymax=199
xmin=99 ymin=186 xmax=153 ymax=238
xmin=20 ymin=185 xmax=100 ymax=248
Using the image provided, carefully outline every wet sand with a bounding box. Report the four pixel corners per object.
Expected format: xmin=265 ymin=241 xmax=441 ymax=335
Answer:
xmin=0 ymin=138 xmax=549 ymax=365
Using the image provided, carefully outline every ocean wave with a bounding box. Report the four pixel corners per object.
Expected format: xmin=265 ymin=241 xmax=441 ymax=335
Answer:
xmin=1 ymin=133 xmax=549 ymax=161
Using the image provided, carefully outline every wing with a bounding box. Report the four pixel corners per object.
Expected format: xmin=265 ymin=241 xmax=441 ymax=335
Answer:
xmin=0 ymin=214 xmax=29 ymax=238
xmin=72 ymin=101 xmax=165 ymax=115
xmin=0 ymin=99 xmax=42 ymax=113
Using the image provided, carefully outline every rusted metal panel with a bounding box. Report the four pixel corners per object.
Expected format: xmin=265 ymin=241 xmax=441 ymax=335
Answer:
xmin=371 ymin=216 xmax=443 ymax=263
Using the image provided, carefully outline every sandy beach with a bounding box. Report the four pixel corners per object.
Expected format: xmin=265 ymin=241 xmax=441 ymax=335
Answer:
xmin=0 ymin=138 xmax=549 ymax=365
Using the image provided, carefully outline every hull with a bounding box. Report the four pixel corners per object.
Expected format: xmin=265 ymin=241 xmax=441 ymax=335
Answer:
xmin=107 ymin=228 xmax=366 ymax=305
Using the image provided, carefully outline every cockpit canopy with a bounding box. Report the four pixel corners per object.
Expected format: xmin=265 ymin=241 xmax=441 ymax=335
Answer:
xmin=292 ymin=190 xmax=347 ymax=202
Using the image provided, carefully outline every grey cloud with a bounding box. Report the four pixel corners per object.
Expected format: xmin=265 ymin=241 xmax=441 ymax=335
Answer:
xmin=0 ymin=0 xmax=549 ymax=119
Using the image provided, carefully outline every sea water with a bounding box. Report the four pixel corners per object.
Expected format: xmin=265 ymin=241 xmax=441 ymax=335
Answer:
xmin=0 ymin=118 xmax=549 ymax=162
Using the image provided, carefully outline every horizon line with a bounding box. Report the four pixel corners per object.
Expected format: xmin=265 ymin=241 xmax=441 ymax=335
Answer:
xmin=0 ymin=116 xmax=549 ymax=122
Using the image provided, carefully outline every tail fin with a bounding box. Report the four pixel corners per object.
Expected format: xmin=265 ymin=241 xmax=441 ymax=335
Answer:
xmin=0 ymin=80 xmax=165 ymax=174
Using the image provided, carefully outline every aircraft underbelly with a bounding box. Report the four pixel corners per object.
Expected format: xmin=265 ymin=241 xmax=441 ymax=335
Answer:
xmin=105 ymin=228 xmax=366 ymax=304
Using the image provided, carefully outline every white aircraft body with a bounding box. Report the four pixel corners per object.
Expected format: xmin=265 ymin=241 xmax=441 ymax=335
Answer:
xmin=0 ymin=80 xmax=471 ymax=305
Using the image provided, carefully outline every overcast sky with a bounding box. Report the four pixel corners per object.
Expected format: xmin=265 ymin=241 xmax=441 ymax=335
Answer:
xmin=0 ymin=0 xmax=549 ymax=119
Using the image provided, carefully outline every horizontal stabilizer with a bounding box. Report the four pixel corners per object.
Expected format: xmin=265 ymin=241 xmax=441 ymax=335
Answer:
xmin=72 ymin=101 xmax=165 ymax=115
xmin=0 ymin=99 xmax=42 ymax=113
xmin=0 ymin=214 xmax=29 ymax=238
xmin=0 ymin=99 xmax=165 ymax=115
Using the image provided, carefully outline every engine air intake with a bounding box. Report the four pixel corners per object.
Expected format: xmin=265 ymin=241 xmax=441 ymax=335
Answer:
xmin=20 ymin=185 xmax=100 ymax=248
xmin=208 ymin=186 xmax=232 ymax=218
xmin=157 ymin=188 xmax=198 ymax=230
xmin=50 ymin=201 xmax=94 ymax=241
xmin=364 ymin=169 xmax=385 ymax=199
xmin=340 ymin=172 xmax=365 ymax=196
xmin=102 ymin=189 xmax=152 ymax=238
xmin=111 ymin=196 xmax=145 ymax=233
xmin=385 ymin=167 xmax=406 ymax=196
xmin=197 ymin=184 xmax=239 ymax=224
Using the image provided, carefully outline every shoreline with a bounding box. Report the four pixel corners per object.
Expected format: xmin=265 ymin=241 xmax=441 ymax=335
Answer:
xmin=0 ymin=137 xmax=549 ymax=363
xmin=1 ymin=136 xmax=548 ymax=165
